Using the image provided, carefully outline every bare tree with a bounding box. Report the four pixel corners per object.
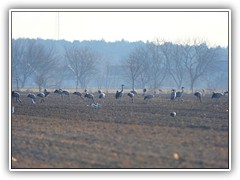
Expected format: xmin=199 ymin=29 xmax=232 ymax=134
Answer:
xmin=136 ymin=47 xmax=150 ymax=89
xmin=65 ymin=45 xmax=97 ymax=90
xmin=33 ymin=46 xmax=58 ymax=92
xmin=103 ymin=61 xmax=113 ymax=92
xmin=12 ymin=39 xmax=25 ymax=89
xmin=160 ymin=42 xmax=186 ymax=89
xmin=182 ymin=41 xmax=219 ymax=92
xmin=146 ymin=41 xmax=167 ymax=90
xmin=12 ymin=39 xmax=46 ymax=88
xmin=139 ymin=62 xmax=150 ymax=89
xmin=123 ymin=47 xmax=145 ymax=90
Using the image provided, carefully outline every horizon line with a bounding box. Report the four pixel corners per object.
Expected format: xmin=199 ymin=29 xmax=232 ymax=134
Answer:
xmin=12 ymin=37 xmax=228 ymax=48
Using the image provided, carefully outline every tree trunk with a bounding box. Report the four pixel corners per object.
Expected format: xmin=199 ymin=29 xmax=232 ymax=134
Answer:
xmin=76 ymin=78 xmax=79 ymax=91
xmin=132 ymin=78 xmax=135 ymax=90
xmin=190 ymin=80 xmax=194 ymax=93
xmin=38 ymin=85 xmax=42 ymax=92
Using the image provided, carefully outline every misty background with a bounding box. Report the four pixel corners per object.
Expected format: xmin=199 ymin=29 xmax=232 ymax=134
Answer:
xmin=11 ymin=38 xmax=228 ymax=92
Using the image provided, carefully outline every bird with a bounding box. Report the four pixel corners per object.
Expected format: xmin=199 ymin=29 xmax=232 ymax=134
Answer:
xmin=212 ymin=92 xmax=224 ymax=99
xmin=194 ymin=89 xmax=205 ymax=102
xmin=115 ymin=84 xmax=124 ymax=99
xmin=43 ymin=89 xmax=50 ymax=97
xmin=224 ymin=90 xmax=229 ymax=96
xmin=54 ymin=89 xmax=64 ymax=96
xmin=12 ymin=91 xmax=22 ymax=103
xmin=127 ymin=92 xmax=134 ymax=103
xmin=85 ymin=93 xmax=96 ymax=104
xmin=27 ymin=93 xmax=36 ymax=104
xmin=90 ymin=103 xmax=102 ymax=109
xmin=143 ymin=88 xmax=147 ymax=96
xmin=73 ymin=92 xmax=84 ymax=100
xmin=54 ymin=89 xmax=61 ymax=94
xmin=170 ymin=89 xmax=176 ymax=100
xmin=54 ymin=89 xmax=69 ymax=99
xmin=37 ymin=92 xmax=45 ymax=103
xmin=176 ymin=87 xmax=184 ymax=99
xmin=144 ymin=94 xmax=155 ymax=102
xmin=62 ymin=90 xmax=70 ymax=96
xmin=130 ymin=89 xmax=137 ymax=95
xmin=98 ymin=90 xmax=106 ymax=99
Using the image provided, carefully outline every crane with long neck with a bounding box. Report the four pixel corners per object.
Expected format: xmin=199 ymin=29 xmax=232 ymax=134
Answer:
xmin=115 ymin=84 xmax=124 ymax=99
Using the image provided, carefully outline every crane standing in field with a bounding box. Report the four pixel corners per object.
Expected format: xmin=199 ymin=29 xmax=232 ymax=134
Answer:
xmin=194 ymin=89 xmax=205 ymax=102
xmin=170 ymin=89 xmax=176 ymax=100
xmin=212 ymin=92 xmax=224 ymax=99
xmin=27 ymin=93 xmax=36 ymax=104
xmin=143 ymin=88 xmax=147 ymax=96
xmin=127 ymin=92 xmax=134 ymax=103
xmin=37 ymin=92 xmax=45 ymax=103
xmin=224 ymin=90 xmax=229 ymax=96
xmin=144 ymin=94 xmax=155 ymax=100
xmin=84 ymin=93 xmax=96 ymax=104
xmin=54 ymin=89 xmax=70 ymax=100
xmin=43 ymin=89 xmax=50 ymax=97
xmin=130 ymin=89 xmax=137 ymax=95
xmin=98 ymin=90 xmax=106 ymax=99
xmin=12 ymin=91 xmax=22 ymax=103
xmin=73 ymin=91 xmax=84 ymax=100
xmin=176 ymin=87 xmax=184 ymax=100
xmin=144 ymin=92 xmax=155 ymax=103
xmin=115 ymin=84 xmax=124 ymax=99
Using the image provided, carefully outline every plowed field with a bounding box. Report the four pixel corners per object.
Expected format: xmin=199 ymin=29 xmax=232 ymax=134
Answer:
xmin=11 ymin=92 xmax=229 ymax=169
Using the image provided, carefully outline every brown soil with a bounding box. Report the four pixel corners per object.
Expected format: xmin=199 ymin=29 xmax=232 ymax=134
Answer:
xmin=11 ymin=92 xmax=229 ymax=169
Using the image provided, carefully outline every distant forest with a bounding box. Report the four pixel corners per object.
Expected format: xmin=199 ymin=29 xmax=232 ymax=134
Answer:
xmin=11 ymin=38 xmax=228 ymax=92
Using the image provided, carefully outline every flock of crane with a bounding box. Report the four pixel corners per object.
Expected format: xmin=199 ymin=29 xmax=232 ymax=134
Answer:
xmin=12 ymin=84 xmax=228 ymax=109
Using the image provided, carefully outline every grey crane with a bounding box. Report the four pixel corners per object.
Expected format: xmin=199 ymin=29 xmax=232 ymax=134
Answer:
xmin=12 ymin=91 xmax=22 ymax=103
xmin=212 ymin=92 xmax=224 ymax=99
xmin=90 ymin=102 xmax=102 ymax=109
xmin=144 ymin=94 xmax=155 ymax=102
xmin=43 ymin=89 xmax=50 ymax=97
xmin=85 ymin=93 xmax=96 ymax=104
xmin=37 ymin=92 xmax=45 ymax=103
xmin=98 ymin=90 xmax=106 ymax=99
xmin=143 ymin=88 xmax=147 ymax=96
xmin=73 ymin=92 xmax=84 ymax=100
xmin=170 ymin=89 xmax=176 ymax=100
xmin=176 ymin=87 xmax=184 ymax=99
xmin=127 ymin=92 xmax=134 ymax=103
xmin=130 ymin=89 xmax=137 ymax=95
xmin=224 ymin=90 xmax=229 ymax=96
xmin=62 ymin=90 xmax=70 ymax=96
xmin=115 ymin=84 xmax=124 ymax=99
xmin=194 ymin=89 xmax=205 ymax=102
xmin=54 ymin=89 xmax=70 ymax=99
xmin=27 ymin=93 xmax=36 ymax=104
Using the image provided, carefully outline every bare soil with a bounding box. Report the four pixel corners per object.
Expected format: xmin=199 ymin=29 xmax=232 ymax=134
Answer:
xmin=11 ymin=92 xmax=229 ymax=169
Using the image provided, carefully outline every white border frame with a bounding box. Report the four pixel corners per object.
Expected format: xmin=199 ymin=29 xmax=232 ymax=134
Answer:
xmin=9 ymin=9 xmax=231 ymax=171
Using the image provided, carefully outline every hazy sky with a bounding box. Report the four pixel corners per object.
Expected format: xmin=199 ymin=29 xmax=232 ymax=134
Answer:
xmin=11 ymin=10 xmax=229 ymax=47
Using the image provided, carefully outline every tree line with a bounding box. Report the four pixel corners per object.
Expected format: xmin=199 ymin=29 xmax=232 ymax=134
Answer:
xmin=12 ymin=38 xmax=228 ymax=92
